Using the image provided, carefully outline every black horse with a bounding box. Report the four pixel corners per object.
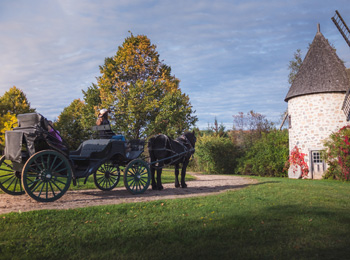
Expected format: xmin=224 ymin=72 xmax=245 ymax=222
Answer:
xmin=148 ymin=131 xmax=196 ymax=190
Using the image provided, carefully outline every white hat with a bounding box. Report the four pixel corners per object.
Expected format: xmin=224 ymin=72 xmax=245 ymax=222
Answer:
xmin=99 ymin=108 xmax=108 ymax=115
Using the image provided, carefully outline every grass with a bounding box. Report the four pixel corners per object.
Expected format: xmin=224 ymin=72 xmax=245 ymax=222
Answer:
xmin=0 ymin=176 xmax=350 ymax=259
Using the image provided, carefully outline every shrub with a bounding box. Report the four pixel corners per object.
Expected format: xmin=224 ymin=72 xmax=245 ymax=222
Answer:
xmin=323 ymin=125 xmax=350 ymax=180
xmin=194 ymin=135 xmax=240 ymax=174
xmin=238 ymin=130 xmax=289 ymax=177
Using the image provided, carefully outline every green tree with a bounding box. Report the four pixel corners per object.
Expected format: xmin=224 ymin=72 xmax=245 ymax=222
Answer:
xmin=89 ymin=33 xmax=197 ymax=139
xmin=212 ymin=117 xmax=227 ymax=137
xmin=81 ymin=83 xmax=101 ymax=129
xmin=288 ymin=49 xmax=303 ymax=87
xmin=148 ymin=89 xmax=197 ymax=137
xmin=55 ymin=99 xmax=90 ymax=150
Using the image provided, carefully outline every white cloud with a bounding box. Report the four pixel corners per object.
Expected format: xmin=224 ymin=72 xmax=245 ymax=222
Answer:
xmin=0 ymin=0 xmax=349 ymax=129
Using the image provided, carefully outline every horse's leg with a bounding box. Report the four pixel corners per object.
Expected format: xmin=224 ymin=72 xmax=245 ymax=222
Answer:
xmin=151 ymin=167 xmax=157 ymax=190
xmin=150 ymin=153 xmax=158 ymax=190
xmin=174 ymin=164 xmax=180 ymax=188
xmin=157 ymin=162 xmax=164 ymax=190
xmin=181 ymin=160 xmax=189 ymax=188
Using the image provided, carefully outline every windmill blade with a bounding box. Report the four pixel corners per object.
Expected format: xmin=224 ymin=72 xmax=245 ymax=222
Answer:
xmin=332 ymin=10 xmax=350 ymax=48
xmin=342 ymin=89 xmax=350 ymax=121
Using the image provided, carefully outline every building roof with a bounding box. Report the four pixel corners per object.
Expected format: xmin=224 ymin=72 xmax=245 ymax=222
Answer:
xmin=285 ymin=27 xmax=350 ymax=101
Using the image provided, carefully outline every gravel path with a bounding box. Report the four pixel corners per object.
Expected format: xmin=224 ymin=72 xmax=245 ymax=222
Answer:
xmin=0 ymin=173 xmax=257 ymax=214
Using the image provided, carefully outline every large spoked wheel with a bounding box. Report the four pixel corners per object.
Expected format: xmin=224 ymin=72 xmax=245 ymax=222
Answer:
xmin=22 ymin=150 xmax=72 ymax=202
xmin=123 ymin=159 xmax=150 ymax=194
xmin=0 ymin=155 xmax=25 ymax=195
xmin=93 ymin=160 xmax=120 ymax=191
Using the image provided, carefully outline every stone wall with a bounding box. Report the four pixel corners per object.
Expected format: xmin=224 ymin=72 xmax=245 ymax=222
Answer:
xmin=288 ymin=93 xmax=347 ymax=178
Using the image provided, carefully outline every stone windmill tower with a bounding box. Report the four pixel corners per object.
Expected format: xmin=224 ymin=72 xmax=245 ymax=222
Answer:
xmin=285 ymin=23 xmax=350 ymax=179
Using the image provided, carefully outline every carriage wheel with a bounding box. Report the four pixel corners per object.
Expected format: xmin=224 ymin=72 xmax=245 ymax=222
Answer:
xmin=123 ymin=159 xmax=150 ymax=194
xmin=22 ymin=150 xmax=72 ymax=202
xmin=0 ymin=155 xmax=25 ymax=195
xmin=93 ymin=160 xmax=120 ymax=191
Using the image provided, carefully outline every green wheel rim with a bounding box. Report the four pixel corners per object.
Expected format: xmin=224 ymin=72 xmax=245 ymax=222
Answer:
xmin=94 ymin=161 xmax=120 ymax=191
xmin=123 ymin=159 xmax=150 ymax=194
xmin=22 ymin=150 xmax=72 ymax=202
xmin=0 ymin=155 xmax=24 ymax=195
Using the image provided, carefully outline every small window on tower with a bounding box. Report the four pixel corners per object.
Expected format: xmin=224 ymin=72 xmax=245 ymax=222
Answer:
xmin=312 ymin=151 xmax=322 ymax=164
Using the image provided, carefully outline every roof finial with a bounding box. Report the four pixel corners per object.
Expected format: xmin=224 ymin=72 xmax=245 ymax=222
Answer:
xmin=317 ymin=23 xmax=320 ymax=33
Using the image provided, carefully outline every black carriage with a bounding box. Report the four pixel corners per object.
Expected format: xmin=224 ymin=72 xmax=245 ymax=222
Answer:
xmin=0 ymin=113 xmax=151 ymax=202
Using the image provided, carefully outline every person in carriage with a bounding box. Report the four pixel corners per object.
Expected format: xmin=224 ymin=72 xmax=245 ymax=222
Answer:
xmin=96 ymin=109 xmax=125 ymax=141
xmin=47 ymin=120 xmax=62 ymax=143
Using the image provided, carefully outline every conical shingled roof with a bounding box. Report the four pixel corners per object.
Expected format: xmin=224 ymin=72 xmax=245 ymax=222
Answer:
xmin=285 ymin=29 xmax=350 ymax=101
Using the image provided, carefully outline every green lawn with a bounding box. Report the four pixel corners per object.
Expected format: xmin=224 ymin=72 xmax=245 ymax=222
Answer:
xmin=0 ymin=176 xmax=349 ymax=259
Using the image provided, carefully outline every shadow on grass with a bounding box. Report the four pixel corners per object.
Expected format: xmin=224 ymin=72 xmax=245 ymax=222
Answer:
xmin=249 ymin=180 xmax=280 ymax=185
xmin=77 ymin=183 xmax=253 ymax=201
xmin=70 ymin=177 xmax=279 ymax=203
xmin=66 ymin=203 xmax=350 ymax=260
xmin=66 ymin=174 xmax=263 ymax=202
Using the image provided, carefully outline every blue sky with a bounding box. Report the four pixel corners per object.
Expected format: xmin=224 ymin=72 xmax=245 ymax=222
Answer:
xmin=1 ymin=0 xmax=350 ymax=129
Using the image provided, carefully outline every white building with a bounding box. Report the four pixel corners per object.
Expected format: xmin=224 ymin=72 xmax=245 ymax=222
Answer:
xmin=285 ymin=25 xmax=350 ymax=179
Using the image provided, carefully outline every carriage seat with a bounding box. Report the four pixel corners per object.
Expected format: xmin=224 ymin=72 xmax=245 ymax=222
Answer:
xmin=69 ymin=139 xmax=111 ymax=159
xmin=14 ymin=113 xmax=48 ymax=130
xmin=91 ymin=125 xmax=125 ymax=140
xmin=4 ymin=113 xmax=48 ymax=163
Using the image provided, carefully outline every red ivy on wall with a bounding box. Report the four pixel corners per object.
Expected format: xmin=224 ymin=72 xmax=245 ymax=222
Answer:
xmin=288 ymin=146 xmax=309 ymax=178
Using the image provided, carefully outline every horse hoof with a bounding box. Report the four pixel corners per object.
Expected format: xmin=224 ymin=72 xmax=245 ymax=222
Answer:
xmin=181 ymin=184 xmax=187 ymax=188
xmin=175 ymin=184 xmax=180 ymax=188
xmin=157 ymin=186 xmax=164 ymax=190
xmin=152 ymin=185 xmax=157 ymax=190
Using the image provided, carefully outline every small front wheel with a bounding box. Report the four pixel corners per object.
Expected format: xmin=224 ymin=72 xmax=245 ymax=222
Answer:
xmin=22 ymin=150 xmax=72 ymax=202
xmin=94 ymin=160 xmax=120 ymax=191
xmin=0 ymin=155 xmax=24 ymax=195
xmin=123 ymin=159 xmax=150 ymax=194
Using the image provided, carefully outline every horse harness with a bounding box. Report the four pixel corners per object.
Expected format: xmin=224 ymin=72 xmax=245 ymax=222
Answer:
xmin=149 ymin=134 xmax=195 ymax=166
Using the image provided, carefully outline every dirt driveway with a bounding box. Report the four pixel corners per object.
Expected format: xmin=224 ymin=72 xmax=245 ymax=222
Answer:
xmin=0 ymin=173 xmax=257 ymax=214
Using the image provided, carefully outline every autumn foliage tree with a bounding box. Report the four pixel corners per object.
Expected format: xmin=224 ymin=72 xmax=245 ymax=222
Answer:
xmin=0 ymin=86 xmax=35 ymax=115
xmin=0 ymin=86 xmax=35 ymax=147
xmin=85 ymin=33 xmax=197 ymax=139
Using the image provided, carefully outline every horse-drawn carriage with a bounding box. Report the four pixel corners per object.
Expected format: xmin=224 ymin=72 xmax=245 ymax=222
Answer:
xmin=0 ymin=113 xmax=151 ymax=202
